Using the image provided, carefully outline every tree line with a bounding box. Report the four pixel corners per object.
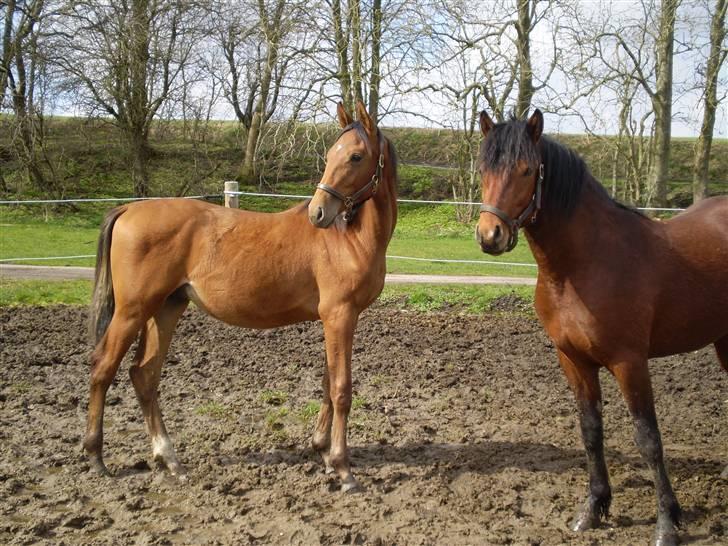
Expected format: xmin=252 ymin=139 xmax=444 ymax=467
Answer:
xmin=1 ymin=0 xmax=726 ymax=209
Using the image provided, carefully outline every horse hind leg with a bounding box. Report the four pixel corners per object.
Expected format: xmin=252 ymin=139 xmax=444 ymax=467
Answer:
xmin=714 ymin=336 xmax=728 ymax=478
xmin=84 ymin=311 xmax=144 ymax=476
xmin=129 ymin=297 xmax=188 ymax=478
xmin=610 ymin=358 xmax=681 ymax=546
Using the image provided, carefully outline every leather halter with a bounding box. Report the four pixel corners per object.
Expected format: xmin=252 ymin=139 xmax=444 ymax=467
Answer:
xmin=480 ymin=163 xmax=544 ymax=252
xmin=316 ymin=129 xmax=385 ymax=223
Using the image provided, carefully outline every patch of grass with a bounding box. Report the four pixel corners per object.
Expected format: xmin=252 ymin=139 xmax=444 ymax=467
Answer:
xmin=0 ymin=204 xmax=103 ymax=266
xmin=0 ymin=279 xmax=92 ymax=306
xmin=378 ymin=284 xmax=535 ymax=314
xmin=351 ymin=395 xmax=368 ymax=411
xmin=265 ymin=407 xmax=289 ymax=431
xmin=259 ymin=389 xmax=288 ymax=406
xmin=298 ymin=400 xmax=321 ymax=423
xmin=195 ymin=402 xmax=229 ymax=419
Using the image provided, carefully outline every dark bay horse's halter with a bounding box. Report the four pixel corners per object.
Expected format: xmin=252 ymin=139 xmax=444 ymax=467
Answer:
xmin=480 ymin=163 xmax=544 ymax=252
xmin=316 ymin=131 xmax=385 ymax=223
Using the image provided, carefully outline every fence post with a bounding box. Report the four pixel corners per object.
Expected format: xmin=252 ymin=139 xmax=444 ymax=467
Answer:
xmin=224 ymin=180 xmax=239 ymax=209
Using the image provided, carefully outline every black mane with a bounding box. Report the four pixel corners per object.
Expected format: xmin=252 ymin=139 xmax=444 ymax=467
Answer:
xmin=479 ymin=116 xmax=626 ymax=218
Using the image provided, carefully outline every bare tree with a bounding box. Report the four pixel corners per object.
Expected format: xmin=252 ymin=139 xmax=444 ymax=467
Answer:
xmin=316 ymin=0 xmax=424 ymax=124
xmin=51 ymin=0 xmax=203 ymax=196
xmin=692 ymin=0 xmax=727 ymax=200
xmin=561 ymin=0 xmax=686 ymax=206
xmin=405 ymin=0 xmax=560 ymax=221
xmin=214 ymin=0 xmax=308 ymax=181
xmin=650 ymin=0 xmax=680 ymax=205
xmin=1 ymin=0 xmax=59 ymax=194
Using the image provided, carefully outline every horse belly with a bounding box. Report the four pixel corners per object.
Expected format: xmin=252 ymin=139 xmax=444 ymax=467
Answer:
xmin=648 ymin=305 xmax=728 ymax=358
xmin=184 ymin=280 xmax=319 ymax=329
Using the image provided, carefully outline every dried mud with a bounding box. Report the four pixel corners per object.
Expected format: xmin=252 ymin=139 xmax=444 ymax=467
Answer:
xmin=0 ymin=305 xmax=726 ymax=545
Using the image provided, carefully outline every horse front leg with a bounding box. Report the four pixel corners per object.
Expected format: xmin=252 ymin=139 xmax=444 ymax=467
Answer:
xmin=321 ymin=305 xmax=360 ymax=493
xmin=557 ymin=350 xmax=612 ymax=531
xmin=312 ymin=367 xmax=334 ymax=474
xmin=610 ymin=358 xmax=681 ymax=546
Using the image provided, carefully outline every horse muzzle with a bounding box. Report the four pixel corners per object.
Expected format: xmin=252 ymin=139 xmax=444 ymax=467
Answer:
xmin=475 ymin=223 xmax=509 ymax=255
xmin=308 ymin=192 xmax=339 ymax=228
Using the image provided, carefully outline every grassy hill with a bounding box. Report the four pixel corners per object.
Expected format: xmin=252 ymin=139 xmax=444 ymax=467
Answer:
xmin=1 ymin=116 xmax=726 ymax=205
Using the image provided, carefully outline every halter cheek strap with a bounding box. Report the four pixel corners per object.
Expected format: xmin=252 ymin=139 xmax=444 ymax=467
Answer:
xmin=479 ymin=163 xmax=544 ymax=252
xmin=316 ymin=135 xmax=386 ymax=223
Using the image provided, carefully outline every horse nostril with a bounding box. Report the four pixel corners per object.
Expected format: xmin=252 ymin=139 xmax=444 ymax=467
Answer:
xmin=493 ymin=224 xmax=501 ymax=241
xmin=316 ymin=207 xmax=325 ymax=222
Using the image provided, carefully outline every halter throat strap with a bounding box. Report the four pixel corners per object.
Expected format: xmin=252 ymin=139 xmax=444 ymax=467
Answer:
xmin=479 ymin=163 xmax=544 ymax=251
xmin=316 ymin=131 xmax=385 ymax=223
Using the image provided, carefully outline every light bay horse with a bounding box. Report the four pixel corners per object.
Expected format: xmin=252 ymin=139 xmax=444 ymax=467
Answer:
xmin=84 ymin=101 xmax=397 ymax=492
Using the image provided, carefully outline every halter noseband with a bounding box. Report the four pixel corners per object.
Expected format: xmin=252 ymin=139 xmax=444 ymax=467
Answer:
xmin=479 ymin=163 xmax=544 ymax=252
xmin=316 ymin=129 xmax=385 ymax=223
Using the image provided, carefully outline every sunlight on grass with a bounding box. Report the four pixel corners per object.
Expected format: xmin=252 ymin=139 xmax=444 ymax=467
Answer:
xmin=0 ymin=279 xmax=92 ymax=306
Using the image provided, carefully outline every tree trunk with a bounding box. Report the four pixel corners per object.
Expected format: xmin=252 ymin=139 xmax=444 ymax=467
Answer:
xmin=332 ymin=0 xmax=352 ymax=110
xmin=241 ymin=0 xmax=283 ymax=181
xmin=693 ymin=0 xmax=727 ymax=202
xmin=647 ymin=0 xmax=679 ymax=207
xmin=128 ymin=0 xmax=151 ymax=197
xmin=350 ymin=0 xmax=363 ymax=104
xmin=129 ymin=131 xmax=151 ymax=197
xmin=242 ymin=112 xmax=262 ymax=180
xmin=515 ymin=0 xmax=533 ymax=117
xmin=368 ymin=0 xmax=382 ymax=122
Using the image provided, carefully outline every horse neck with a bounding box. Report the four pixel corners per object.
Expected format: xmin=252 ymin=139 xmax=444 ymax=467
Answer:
xmin=524 ymin=174 xmax=625 ymax=278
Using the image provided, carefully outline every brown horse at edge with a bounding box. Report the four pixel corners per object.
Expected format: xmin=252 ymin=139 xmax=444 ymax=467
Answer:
xmin=84 ymin=101 xmax=397 ymax=492
xmin=475 ymin=109 xmax=728 ymax=546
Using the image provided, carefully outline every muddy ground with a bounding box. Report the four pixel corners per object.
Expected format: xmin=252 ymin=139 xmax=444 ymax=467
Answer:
xmin=0 ymin=305 xmax=726 ymax=545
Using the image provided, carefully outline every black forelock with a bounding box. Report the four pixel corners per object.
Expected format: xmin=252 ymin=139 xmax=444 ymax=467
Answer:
xmin=479 ymin=116 xmax=593 ymax=218
xmin=479 ymin=117 xmax=540 ymax=173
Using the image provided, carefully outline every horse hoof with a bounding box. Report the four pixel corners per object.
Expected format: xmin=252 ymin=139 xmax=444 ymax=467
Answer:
xmin=570 ymin=510 xmax=599 ymax=532
xmin=654 ymin=530 xmax=679 ymax=546
xmin=324 ymin=464 xmax=335 ymax=475
xmin=90 ymin=458 xmax=111 ymax=477
xmin=167 ymin=462 xmax=187 ymax=479
xmin=341 ymin=480 xmax=363 ymax=494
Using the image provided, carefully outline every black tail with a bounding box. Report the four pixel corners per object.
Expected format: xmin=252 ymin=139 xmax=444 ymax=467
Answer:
xmin=89 ymin=206 xmax=126 ymax=344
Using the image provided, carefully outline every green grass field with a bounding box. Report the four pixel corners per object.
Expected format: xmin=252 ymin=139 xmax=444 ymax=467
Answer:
xmin=0 ymin=278 xmax=535 ymax=313
xmin=0 ymin=199 xmax=538 ymax=276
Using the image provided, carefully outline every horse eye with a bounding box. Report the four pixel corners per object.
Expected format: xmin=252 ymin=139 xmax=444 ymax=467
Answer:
xmin=350 ymin=153 xmax=362 ymax=162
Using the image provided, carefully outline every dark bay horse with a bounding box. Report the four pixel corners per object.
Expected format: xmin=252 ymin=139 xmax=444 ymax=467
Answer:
xmin=475 ymin=109 xmax=728 ymax=546
xmin=84 ymin=101 xmax=397 ymax=492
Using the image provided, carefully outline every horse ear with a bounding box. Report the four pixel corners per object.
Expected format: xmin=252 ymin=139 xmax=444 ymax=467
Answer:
xmin=480 ymin=110 xmax=494 ymax=138
xmin=355 ymin=99 xmax=375 ymax=134
xmin=526 ymin=109 xmax=544 ymax=143
xmin=337 ymin=102 xmax=353 ymax=128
